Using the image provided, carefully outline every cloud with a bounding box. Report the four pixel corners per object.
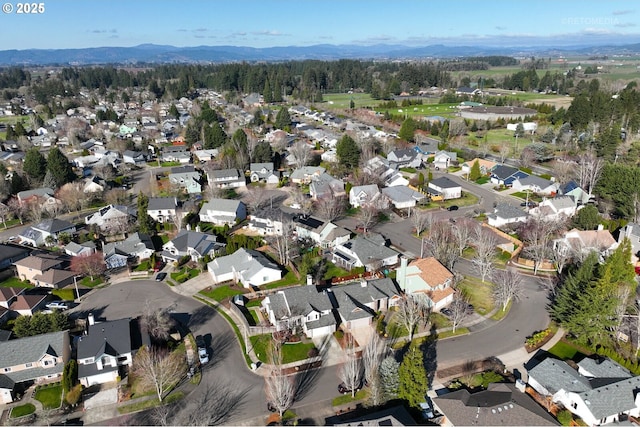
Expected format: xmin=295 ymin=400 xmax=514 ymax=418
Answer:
xmin=615 ymin=22 xmax=637 ymax=28
xmin=231 ymin=32 xmax=247 ymax=36
xmin=352 ymin=34 xmax=396 ymax=44
xmin=495 ymin=26 xmax=506 ymax=31
xmin=90 ymin=29 xmax=117 ymax=34
xmin=251 ymin=30 xmax=288 ymax=37
xmin=613 ymin=9 xmax=634 ymax=16
xmin=177 ymin=28 xmax=188 ymax=32
xmin=193 ymin=28 xmax=208 ymax=33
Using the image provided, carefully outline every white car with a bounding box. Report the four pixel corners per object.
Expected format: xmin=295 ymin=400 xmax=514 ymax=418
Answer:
xmin=46 ymin=301 xmax=69 ymax=310
xmin=198 ymin=347 xmax=209 ymax=364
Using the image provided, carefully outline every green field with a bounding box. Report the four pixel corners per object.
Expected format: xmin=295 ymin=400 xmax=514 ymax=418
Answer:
xmin=323 ymin=93 xmax=379 ymax=109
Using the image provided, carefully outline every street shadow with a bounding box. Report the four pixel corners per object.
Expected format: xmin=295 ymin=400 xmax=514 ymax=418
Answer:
xmin=173 ymin=380 xmax=251 ymax=426
xmin=293 ymin=357 xmax=323 ymax=401
xmin=422 ymin=324 xmax=438 ymax=387
xmin=68 ymin=305 xmax=107 ymax=323
xmin=187 ymin=304 xmax=217 ymax=329
xmin=204 ymin=331 xmax=234 ymax=368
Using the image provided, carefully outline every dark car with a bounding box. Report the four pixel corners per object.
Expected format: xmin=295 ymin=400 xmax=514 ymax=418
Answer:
xmin=440 ymin=307 xmax=453 ymax=317
xmin=447 ymin=205 xmax=459 ymax=211
xmin=338 ymin=381 xmax=362 ymax=394
xmin=155 ymin=272 xmax=167 ymax=281
xmin=520 ymin=201 xmax=537 ymax=208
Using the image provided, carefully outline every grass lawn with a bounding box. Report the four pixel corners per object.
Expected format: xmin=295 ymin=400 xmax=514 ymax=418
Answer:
xmin=80 ymin=277 xmax=104 ymax=288
xmin=250 ymin=334 xmax=316 ymax=364
xmin=246 ymin=298 xmax=264 ymax=308
xmin=170 ymin=267 xmax=200 ymax=283
xmin=0 ymin=277 xmax=33 ymax=289
xmin=430 ymin=313 xmax=451 ymax=329
xmin=510 ymin=191 xmax=544 ymax=203
xmin=52 ymin=289 xmax=75 ymax=301
xmin=332 ymin=389 xmax=369 ymax=406
xmin=117 ymin=391 xmax=184 ymax=414
xmin=9 ymin=403 xmax=35 ymax=418
xmin=262 ymin=270 xmax=301 ymax=290
xmin=322 ymin=93 xmax=380 ymax=109
xmin=199 ymin=285 xmax=245 ymax=302
xmin=437 ymin=327 xmax=470 ymax=339
xmin=399 ymin=167 xmax=416 ymax=173
xmin=323 ymin=262 xmax=350 ymax=280
xmin=458 ymin=371 xmax=505 ymax=388
xmin=547 ymin=340 xmax=585 ymax=361
xmin=34 ymin=383 xmax=63 ymax=409
xmin=134 ymin=260 xmax=151 ymax=271
xmin=0 ymin=218 xmax=21 ymax=228
xmin=491 ymin=301 xmax=511 ymax=321
xmin=457 ymin=277 xmax=494 ymax=315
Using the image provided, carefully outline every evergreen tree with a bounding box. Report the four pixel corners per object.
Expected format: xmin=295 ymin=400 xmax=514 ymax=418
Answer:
xmin=398 ymin=343 xmax=429 ymax=409
xmin=168 ymin=104 xmax=179 ymax=119
xmin=252 ymin=142 xmax=273 ymax=163
xmin=398 ymin=117 xmax=417 ymax=143
xmin=274 ymin=107 xmax=291 ymax=130
xmin=469 ymin=160 xmax=481 ymax=181
xmin=62 ymin=360 xmax=78 ymax=393
xmin=23 ymin=148 xmax=47 ymax=183
xmin=137 ymin=192 xmax=155 ymax=235
xmin=551 ymin=252 xmax=598 ymax=326
xmin=379 ymin=356 xmax=400 ymax=400
xmin=263 ymin=79 xmax=273 ymax=104
xmin=204 ymin=123 xmax=227 ymax=149
xmin=336 ymin=134 xmax=361 ymax=168
xmin=46 ymin=147 xmax=75 ymax=188
xmin=440 ymin=120 xmax=450 ymax=143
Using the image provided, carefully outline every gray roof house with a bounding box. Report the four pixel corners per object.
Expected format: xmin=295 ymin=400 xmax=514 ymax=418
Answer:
xmin=206 ymin=168 xmax=246 ymax=189
xmin=122 ymin=150 xmax=147 ymax=165
xmin=0 ymin=243 xmax=29 ymax=270
xmin=349 ymin=184 xmax=388 ymax=209
xmin=250 ymin=162 xmax=279 ymax=184
xmin=77 ymin=316 xmax=149 ymax=387
xmin=0 ymin=330 xmax=70 ymax=403
xmin=207 ymin=248 xmax=281 ymax=288
xmin=487 ymin=203 xmax=529 ymax=229
xmin=309 ymin=172 xmax=345 ymax=200
xmin=103 ymin=232 xmax=155 ymax=270
xmin=530 ymin=195 xmax=580 ymax=221
xmin=290 ymin=166 xmax=326 ymax=184
xmin=169 ymin=165 xmax=202 ymax=194
xmin=332 ymin=233 xmax=399 ymax=271
xmin=427 ymin=176 xmax=462 ymax=200
xmin=147 ymin=197 xmax=178 ymax=223
xmin=20 ymin=219 xmax=77 ymax=247
xmin=619 ymin=222 xmax=640 ymax=263
xmin=161 ymin=230 xmax=225 ymax=263
xmin=387 ymin=149 xmax=422 ymax=169
xmin=528 ymin=356 xmax=640 ymax=426
xmin=85 ymin=205 xmax=135 ymax=234
xmin=332 ymin=278 xmax=401 ymax=329
xmin=511 ymin=175 xmax=557 ymax=195
xmin=382 ymin=186 xmax=426 ymax=210
xmin=199 ymin=199 xmax=247 ymax=226
xmin=247 ymin=207 xmax=293 ymax=237
xmin=294 ymin=215 xmax=351 ymax=249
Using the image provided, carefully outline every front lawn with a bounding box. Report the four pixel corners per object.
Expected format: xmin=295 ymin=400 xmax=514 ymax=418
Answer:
xmin=456 ymin=277 xmax=494 ymax=315
xmin=199 ymin=285 xmax=245 ymax=302
xmin=80 ymin=277 xmax=104 ymax=288
xmin=246 ymin=297 xmax=264 ymax=308
xmin=262 ymin=270 xmax=300 ymax=290
xmin=0 ymin=277 xmax=33 ymax=289
xmin=134 ymin=260 xmax=151 ymax=271
xmin=250 ymin=334 xmax=316 ymax=364
xmin=34 ymin=383 xmax=63 ymax=409
xmin=52 ymin=289 xmax=75 ymax=301
xmin=547 ymin=340 xmax=585 ymax=361
xmin=170 ymin=267 xmax=200 ymax=283
xmin=332 ymin=389 xmax=368 ymax=406
xmin=117 ymin=391 xmax=183 ymax=414
xmin=9 ymin=403 xmax=35 ymax=418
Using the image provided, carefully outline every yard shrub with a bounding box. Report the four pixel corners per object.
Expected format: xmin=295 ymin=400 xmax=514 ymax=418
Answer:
xmin=557 ymin=409 xmax=573 ymax=426
xmin=525 ymin=328 xmax=551 ymax=347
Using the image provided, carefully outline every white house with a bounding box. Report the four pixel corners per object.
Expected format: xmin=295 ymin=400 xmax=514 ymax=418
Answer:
xmin=207 ymin=248 xmax=282 ymax=287
xmin=487 ymin=203 xmax=529 ymax=229
xmin=249 ymin=162 xmax=279 ymax=184
xmin=395 ymin=257 xmax=455 ymax=311
xmin=19 ymin=219 xmax=77 ymax=247
xmin=199 ymin=199 xmax=246 ymax=226
xmin=85 ymin=205 xmax=135 ymax=234
xmin=293 ymin=215 xmax=351 ymax=249
xmin=332 ymin=233 xmax=399 ymax=271
xmin=432 ymin=150 xmax=457 ymax=170
xmin=246 ymin=208 xmax=293 ymax=237
xmin=553 ymin=227 xmax=618 ymax=261
xmin=147 ymin=197 xmax=178 ymax=223
xmin=169 ymin=165 xmax=202 ymax=194
xmin=427 ymin=176 xmax=462 ymax=200
xmin=530 ymin=195 xmax=580 ymax=221
xmin=349 ymin=184 xmax=389 ymax=209
xmin=511 ymin=175 xmax=557 ymax=195
xmin=387 ymin=149 xmax=422 ymax=169
xmin=206 ymin=168 xmax=246 ymax=189
xmin=381 ymin=185 xmax=426 ymax=210
xmin=161 ymin=230 xmax=225 ymax=264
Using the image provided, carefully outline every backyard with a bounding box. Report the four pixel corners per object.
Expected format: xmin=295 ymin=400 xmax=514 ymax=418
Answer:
xmin=34 ymin=382 xmax=63 ymax=409
xmin=249 ymin=334 xmax=317 ymax=364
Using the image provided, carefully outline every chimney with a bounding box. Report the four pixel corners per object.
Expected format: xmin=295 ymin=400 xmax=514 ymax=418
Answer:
xmin=399 ymin=257 xmax=408 ymax=291
xmin=597 ymin=224 xmax=604 ymax=231
xmin=88 ymin=313 xmax=95 ymax=326
xmin=306 ymin=274 xmax=313 ymax=286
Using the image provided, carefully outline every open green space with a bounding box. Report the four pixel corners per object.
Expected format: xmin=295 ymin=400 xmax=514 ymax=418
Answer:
xmin=456 ymin=277 xmax=494 ymax=316
xmin=34 ymin=383 xmax=63 ymax=409
xmin=262 ymin=270 xmax=300 ymax=290
xmin=199 ymin=285 xmax=245 ymax=302
xmin=0 ymin=277 xmax=33 ymax=288
xmin=117 ymin=391 xmax=183 ymax=414
xmin=170 ymin=267 xmax=200 ymax=283
xmin=547 ymin=340 xmax=586 ymax=361
xmin=52 ymin=289 xmax=75 ymax=301
xmin=9 ymin=403 xmax=35 ymax=418
xmin=323 ymin=262 xmax=350 ymax=281
xmin=322 ymin=93 xmax=380 ymax=109
xmin=249 ymin=334 xmax=316 ymax=364
xmin=80 ymin=277 xmax=104 ymax=288
xmin=332 ymin=389 xmax=369 ymax=406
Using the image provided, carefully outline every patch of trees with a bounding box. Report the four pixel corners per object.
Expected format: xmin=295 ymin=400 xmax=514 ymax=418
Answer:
xmin=12 ymin=310 xmax=69 ymax=338
xmin=596 ymin=163 xmax=640 ymax=220
xmin=0 ymin=67 xmax=31 ymax=89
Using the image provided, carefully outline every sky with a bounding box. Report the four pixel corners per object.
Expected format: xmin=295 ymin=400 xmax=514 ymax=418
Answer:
xmin=2 ymin=0 xmax=640 ymax=50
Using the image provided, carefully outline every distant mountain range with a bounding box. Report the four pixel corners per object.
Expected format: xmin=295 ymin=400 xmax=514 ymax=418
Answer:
xmin=2 ymin=43 xmax=640 ymax=65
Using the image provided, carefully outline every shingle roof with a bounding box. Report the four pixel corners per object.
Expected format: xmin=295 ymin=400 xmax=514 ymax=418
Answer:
xmin=492 ymin=203 xmax=529 ymax=220
xmin=271 ymin=286 xmax=334 ymax=318
xmin=516 ymin=175 xmax=553 ymax=188
xmin=491 ymin=165 xmax=520 ymax=180
xmin=407 ymin=257 xmax=453 ymax=289
xmin=13 ymin=254 xmax=65 ymax=271
xmin=578 ymin=357 xmax=632 ymax=379
xmin=381 ymin=186 xmax=426 ymax=204
xmin=429 ymin=176 xmax=460 ymax=189
xmin=104 ymin=232 xmax=154 ymax=257
xmin=33 ymin=269 xmax=76 ymax=286
xmin=0 ymin=287 xmax=25 ymax=302
xmin=77 ymin=318 xmax=132 ymax=359
xmin=0 ymin=330 xmax=68 ymax=381
xmin=200 ymin=198 xmax=243 ymax=215
xmin=578 ymin=376 xmax=640 ymax=419
xmin=208 ymin=248 xmax=280 ymax=281
xmin=32 ymin=218 xmax=75 ymax=234
xmin=209 ymin=168 xmax=242 ymax=179
xmin=10 ymin=294 xmax=47 ymax=311
xmin=147 ymin=197 xmax=176 ymax=211
xmin=333 ymin=278 xmax=399 ymax=321
xmin=528 ymin=358 xmax=591 ymax=394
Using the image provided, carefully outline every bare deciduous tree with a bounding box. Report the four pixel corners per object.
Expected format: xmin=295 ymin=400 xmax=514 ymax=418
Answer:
xmin=519 ymin=217 xmax=562 ymax=275
xmin=7 ymin=197 xmax=27 ymax=225
xmin=451 ymin=220 xmax=475 ymax=256
xmin=362 ymin=333 xmax=385 ymax=386
xmin=422 ymin=220 xmax=460 ymax=270
xmin=613 ymin=286 xmax=632 ymax=338
xmin=314 ymin=196 xmax=346 ymax=222
xmin=471 ymin=226 xmax=498 ymax=282
xmin=577 ymin=150 xmax=604 ymax=197
xmin=338 ymin=335 xmax=362 ymax=398
xmin=141 ymin=301 xmax=175 ymax=342
xmin=243 ymin=187 xmax=268 ymax=211
xmin=267 ymin=219 xmax=294 ymax=266
xmin=448 ymin=294 xmax=470 ymax=333
xmin=499 ymin=144 xmax=511 ymax=164
xmin=133 ymin=345 xmax=187 ymax=401
xmin=552 ymin=158 xmax=575 ymax=185
xmin=289 ymin=141 xmax=312 ymax=167
xmin=410 ymin=209 xmax=433 ymax=237
xmin=104 ymin=188 xmax=129 ymax=206
xmin=492 ymin=268 xmax=524 ymax=311
xmin=265 ymin=341 xmax=296 ymax=418
xmin=57 ymin=182 xmax=87 ymax=213
xmin=395 ymin=293 xmax=430 ymax=341
xmin=358 ymin=206 xmax=379 ymax=235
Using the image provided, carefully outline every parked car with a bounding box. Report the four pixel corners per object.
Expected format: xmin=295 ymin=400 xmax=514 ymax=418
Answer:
xmin=447 ymin=205 xmax=459 ymax=211
xmin=520 ymin=201 xmax=537 ymax=207
xmin=155 ymin=272 xmax=167 ymax=281
xmin=338 ymin=381 xmax=362 ymax=394
xmin=196 ymin=335 xmax=209 ymax=364
xmin=419 ymin=397 xmax=435 ymax=419
xmin=46 ymin=301 xmax=69 ymax=310
xmin=440 ymin=307 xmax=452 ymax=317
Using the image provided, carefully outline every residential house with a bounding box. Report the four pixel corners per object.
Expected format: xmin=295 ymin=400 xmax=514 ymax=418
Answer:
xmin=64 ymin=241 xmax=96 ymax=257
xmin=0 ymin=244 xmax=29 ymax=270
xmin=0 ymin=330 xmax=70 ymax=404
xmin=0 ymin=288 xmax=25 ymax=309
xmin=147 ymin=197 xmax=178 ymax=223
xmin=192 ymin=149 xmax=219 ymax=163
xmin=554 ymin=227 xmax=618 ymax=261
xmin=16 ymin=187 xmax=57 ymax=207
xmin=85 ymin=205 xmax=135 ymax=234
xmin=207 ymin=247 xmax=282 ymax=287
xmin=528 ymin=356 xmax=640 ymax=426
xmin=32 ymin=269 xmax=77 ymax=289
xmin=349 ymin=184 xmax=389 ymax=209
xmin=199 ymin=199 xmax=247 ymax=226
xmin=387 ymin=149 xmax=422 ymax=169
xmin=332 ymin=278 xmax=401 ymax=330
xmin=250 ymin=162 xmax=279 ymax=184
xmin=103 ymin=232 xmax=155 ymax=269
xmin=13 ymin=253 xmax=66 ymax=283
xmin=77 ymin=316 xmax=149 ymax=387
xmin=455 ymin=86 xmax=481 ymax=96
xmin=530 ymin=195 xmax=580 ymax=221
xmin=396 ymin=257 xmax=455 ymax=311
xmin=309 ymin=172 xmax=345 ymax=200
xmin=161 ymin=230 xmax=225 ymax=264
xmin=490 ymin=165 xmax=529 ymax=187
xmin=428 ymin=176 xmax=462 ymax=200
xmin=83 ymin=175 xmax=106 ymax=194
xmin=10 ymin=294 xmax=49 ymax=316
xmin=290 ymin=166 xmax=326 ymax=185
xmin=487 ymin=204 xmax=529 ymax=229
xmin=511 ymin=175 xmax=557 ymax=195
xmin=559 ymin=180 xmax=591 ymax=205
xmin=19 ymin=219 xmax=76 ymax=247
xmin=162 ymin=146 xmax=191 ymax=164
xmin=206 ymin=168 xmax=246 ymax=189
xmin=432 ymin=382 xmax=557 ymax=426
xmin=461 ymin=158 xmax=497 ymax=175
xmin=363 ymin=156 xmax=409 ymax=188
xmin=618 ymin=222 xmax=640 ymax=263
xmin=169 ymin=165 xmax=202 ymax=194
xmin=381 ymin=186 xmax=427 ymax=210
xmin=247 ymin=208 xmax=293 ymax=237
xmin=432 ymin=150 xmax=457 ymax=170
xmin=293 ymin=215 xmax=351 ymax=249
xmin=122 ymin=150 xmax=147 ymax=165
xmin=332 ymin=233 xmax=399 ymax=271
